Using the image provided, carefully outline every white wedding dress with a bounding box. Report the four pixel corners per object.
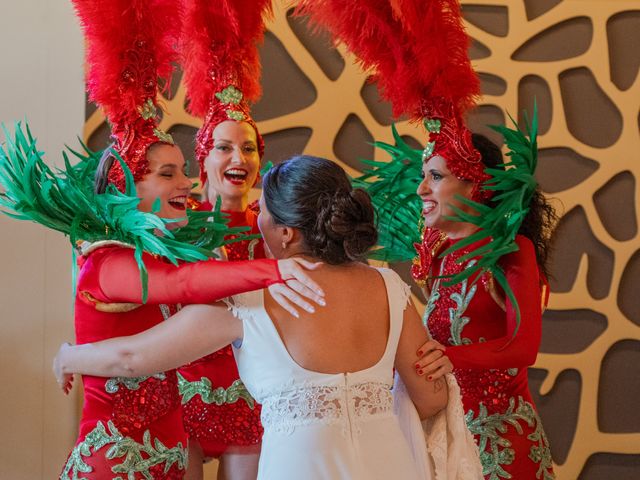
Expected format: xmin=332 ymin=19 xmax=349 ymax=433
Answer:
xmin=229 ymin=267 xmax=482 ymax=480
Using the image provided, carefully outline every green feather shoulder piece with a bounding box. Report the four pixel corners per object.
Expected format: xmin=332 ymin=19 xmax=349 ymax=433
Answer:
xmin=354 ymin=106 xmax=540 ymax=333
xmin=352 ymin=124 xmax=423 ymax=262
xmin=0 ymin=122 xmax=245 ymax=302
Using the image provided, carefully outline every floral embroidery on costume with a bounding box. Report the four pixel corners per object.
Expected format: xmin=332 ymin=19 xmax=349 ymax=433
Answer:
xmin=448 ymin=260 xmax=478 ymax=346
xmin=177 ymin=373 xmax=255 ymax=408
xmin=105 ymin=373 xmax=167 ymax=394
xmin=424 ymin=236 xmax=555 ymax=479
xmin=60 ymin=421 xmax=188 ymax=480
xmin=466 ymin=397 xmax=554 ymax=480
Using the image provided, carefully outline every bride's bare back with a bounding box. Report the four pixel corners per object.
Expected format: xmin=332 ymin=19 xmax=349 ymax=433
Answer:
xmin=265 ymin=262 xmax=391 ymax=374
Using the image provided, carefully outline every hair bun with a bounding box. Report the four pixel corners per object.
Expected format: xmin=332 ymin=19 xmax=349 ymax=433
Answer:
xmin=311 ymin=187 xmax=377 ymax=263
xmin=262 ymin=155 xmax=378 ymax=264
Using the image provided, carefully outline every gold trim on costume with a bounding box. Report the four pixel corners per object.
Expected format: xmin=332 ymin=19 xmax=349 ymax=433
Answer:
xmin=80 ymin=291 xmax=141 ymax=313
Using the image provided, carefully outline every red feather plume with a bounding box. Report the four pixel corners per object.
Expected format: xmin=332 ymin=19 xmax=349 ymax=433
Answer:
xmin=72 ymin=0 xmax=179 ymax=127
xmin=71 ymin=0 xmax=181 ymax=190
xmin=180 ymin=0 xmax=271 ymax=184
xmin=181 ymin=0 xmax=271 ymax=118
xmin=295 ymin=0 xmax=479 ymax=121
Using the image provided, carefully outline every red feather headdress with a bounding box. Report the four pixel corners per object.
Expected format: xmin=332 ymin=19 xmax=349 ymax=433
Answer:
xmin=180 ymin=0 xmax=271 ymax=186
xmin=296 ymin=0 xmax=488 ymax=193
xmin=71 ymin=0 xmax=180 ymax=191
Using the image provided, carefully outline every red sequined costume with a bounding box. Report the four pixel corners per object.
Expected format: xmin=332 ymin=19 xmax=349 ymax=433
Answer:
xmin=60 ymin=244 xmax=280 ymax=479
xmin=417 ymin=231 xmax=555 ymax=479
xmin=178 ymin=202 xmax=266 ymax=457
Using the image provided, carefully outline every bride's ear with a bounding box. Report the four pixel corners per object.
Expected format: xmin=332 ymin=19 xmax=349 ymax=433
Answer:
xmin=280 ymin=226 xmax=301 ymax=250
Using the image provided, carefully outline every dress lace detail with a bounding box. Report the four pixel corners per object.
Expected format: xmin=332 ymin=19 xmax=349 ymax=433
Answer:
xmin=223 ymin=294 xmax=255 ymax=323
xmin=261 ymin=380 xmax=394 ymax=435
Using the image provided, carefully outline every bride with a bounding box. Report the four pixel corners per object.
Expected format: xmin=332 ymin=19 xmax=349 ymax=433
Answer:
xmin=54 ymin=155 xmax=481 ymax=479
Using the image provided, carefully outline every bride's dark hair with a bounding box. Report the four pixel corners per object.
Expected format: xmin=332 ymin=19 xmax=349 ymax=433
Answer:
xmin=262 ymin=155 xmax=378 ymax=265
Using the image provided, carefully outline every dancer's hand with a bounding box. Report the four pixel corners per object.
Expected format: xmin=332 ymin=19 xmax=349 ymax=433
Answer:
xmin=272 ymin=258 xmax=325 ymax=317
xmin=53 ymin=342 xmax=74 ymax=395
xmin=415 ymin=338 xmax=451 ymax=381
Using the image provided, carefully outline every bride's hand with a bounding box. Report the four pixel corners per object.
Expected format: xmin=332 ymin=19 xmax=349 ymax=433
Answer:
xmin=415 ymin=338 xmax=451 ymax=381
xmin=271 ymin=257 xmax=325 ymax=317
xmin=53 ymin=342 xmax=74 ymax=395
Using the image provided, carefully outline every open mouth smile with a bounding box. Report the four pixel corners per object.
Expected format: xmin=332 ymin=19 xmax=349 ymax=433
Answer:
xmin=422 ymin=200 xmax=436 ymax=216
xmin=224 ymin=168 xmax=249 ymax=185
xmin=168 ymin=195 xmax=187 ymax=211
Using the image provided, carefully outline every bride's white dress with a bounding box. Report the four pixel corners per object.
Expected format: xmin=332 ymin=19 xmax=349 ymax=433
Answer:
xmin=229 ymin=267 xmax=483 ymax=480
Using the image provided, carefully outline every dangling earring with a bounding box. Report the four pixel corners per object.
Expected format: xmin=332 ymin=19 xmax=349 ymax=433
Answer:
xmin=281 ymin=241 xmax=287 ymax=250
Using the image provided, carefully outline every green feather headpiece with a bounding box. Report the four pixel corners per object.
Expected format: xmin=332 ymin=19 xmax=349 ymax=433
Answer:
xmin=0 ymin=122 xmax=248 ymax=303
xmin=441 ymin=104 xmax=540 ymax=329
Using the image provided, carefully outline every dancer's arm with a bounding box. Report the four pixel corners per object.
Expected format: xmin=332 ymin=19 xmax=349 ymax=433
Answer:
xmin=395 ymin=301 xmax=450 ymax=420
xmin=54 ymin=303 xmax=236 ymax=390
xmin=80 ymin=247 xmax=324 ymax=314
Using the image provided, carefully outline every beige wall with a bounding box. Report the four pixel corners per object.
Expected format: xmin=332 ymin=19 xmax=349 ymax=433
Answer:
xmin=0 ymin=1 xmax=84 ymax=478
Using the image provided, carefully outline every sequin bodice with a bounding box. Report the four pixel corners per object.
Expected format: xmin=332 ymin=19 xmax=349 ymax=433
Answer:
xmin=74 ymin=296 xmax=185 ymax=440
xmin=425 ymin=239 xmax=530 ymax=414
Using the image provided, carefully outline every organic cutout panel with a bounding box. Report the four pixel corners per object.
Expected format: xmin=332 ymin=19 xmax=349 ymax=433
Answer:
xmin=84 ymin=1 xmax=640 ymax=478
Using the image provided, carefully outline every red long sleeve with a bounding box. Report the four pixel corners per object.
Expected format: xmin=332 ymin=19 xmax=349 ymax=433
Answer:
xmin=445 ymin=235 xmax=543 ymax=370
xmin=78 ymin=246 xmax=282 ymax=304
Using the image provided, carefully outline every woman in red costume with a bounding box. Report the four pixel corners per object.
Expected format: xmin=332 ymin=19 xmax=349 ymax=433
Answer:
xmin=179 ymin=122 xmax=266 ymax=480
xmin=44 ymin=1 xmax=325 ymax=478
xmin=174 ymin=1 xmax=273 ymax=478
xmin=411 ymin=112 xmax=557 ymax=479
xmin=292 ymin=2 xmax=556 ymax=476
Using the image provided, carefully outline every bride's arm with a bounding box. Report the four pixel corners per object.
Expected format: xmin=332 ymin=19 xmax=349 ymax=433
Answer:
xmin=394 ymin=302 xmax=449 ymax=420
xmin=54 ymin=303 xmax=240 ymax=384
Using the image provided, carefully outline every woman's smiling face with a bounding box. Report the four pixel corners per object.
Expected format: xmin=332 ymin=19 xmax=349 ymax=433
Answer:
xmin=203 ymin=120 xmax=260 ymax=209
xmin=416 ymin=154 xmax=475 ymax=236
xmin=136 ymin=143 xmax=192 ymax=228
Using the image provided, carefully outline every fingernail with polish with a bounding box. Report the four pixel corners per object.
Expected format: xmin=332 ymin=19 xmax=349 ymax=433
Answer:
xmin=417 ymin=350 xmax=423 ymax=356
xmin=418 ymin=369 xmax=424 ymax=375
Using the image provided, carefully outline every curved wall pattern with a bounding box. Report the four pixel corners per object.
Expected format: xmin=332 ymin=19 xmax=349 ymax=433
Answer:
xmin=0 ymin=1 xmax=637 ymax=478
xmin=85 ymin=3 xmax=640 ymax=479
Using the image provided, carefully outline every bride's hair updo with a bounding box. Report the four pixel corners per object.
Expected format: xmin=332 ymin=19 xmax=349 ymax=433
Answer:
xmin=262 ymin=155 xmax=378 ymax=265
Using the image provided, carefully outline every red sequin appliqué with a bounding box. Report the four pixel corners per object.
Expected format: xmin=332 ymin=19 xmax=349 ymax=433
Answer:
xmin=427 ymin=243 xmax=514 ymax=414
xmin=111 ymin=370 xmax=181 ymax=435
xmin=182 ymin=393 xmax=263 ymax=449
xmin=181 ymin=344 xmax=263 ymax=452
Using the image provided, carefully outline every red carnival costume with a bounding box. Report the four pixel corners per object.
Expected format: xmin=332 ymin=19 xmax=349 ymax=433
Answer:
xmin=176 ymin=0 xmax=271 ymax=457
xmin=55 ymin=0 xmax=276 ymax=477
xmin=414 ymin=230 xmax=554 ymax=479
xmin=179 ymin=202 xmax=267 ymax=456
xmin=66 ymin=248 xmax=280 ymax=479
xmin=407 ymin=109 xmax=555 ymax=479
xmin=299 ymin=0 xmax=556 ymax=478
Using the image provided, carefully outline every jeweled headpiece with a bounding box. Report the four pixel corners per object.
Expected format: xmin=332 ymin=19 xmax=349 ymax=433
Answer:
xmin=180 ymin=0 xmax=270 ymax=186
xmin=71 ymin=0 xmax=178 ymax=191
xmin=422 ymin=99 xmax=491 ymax=201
